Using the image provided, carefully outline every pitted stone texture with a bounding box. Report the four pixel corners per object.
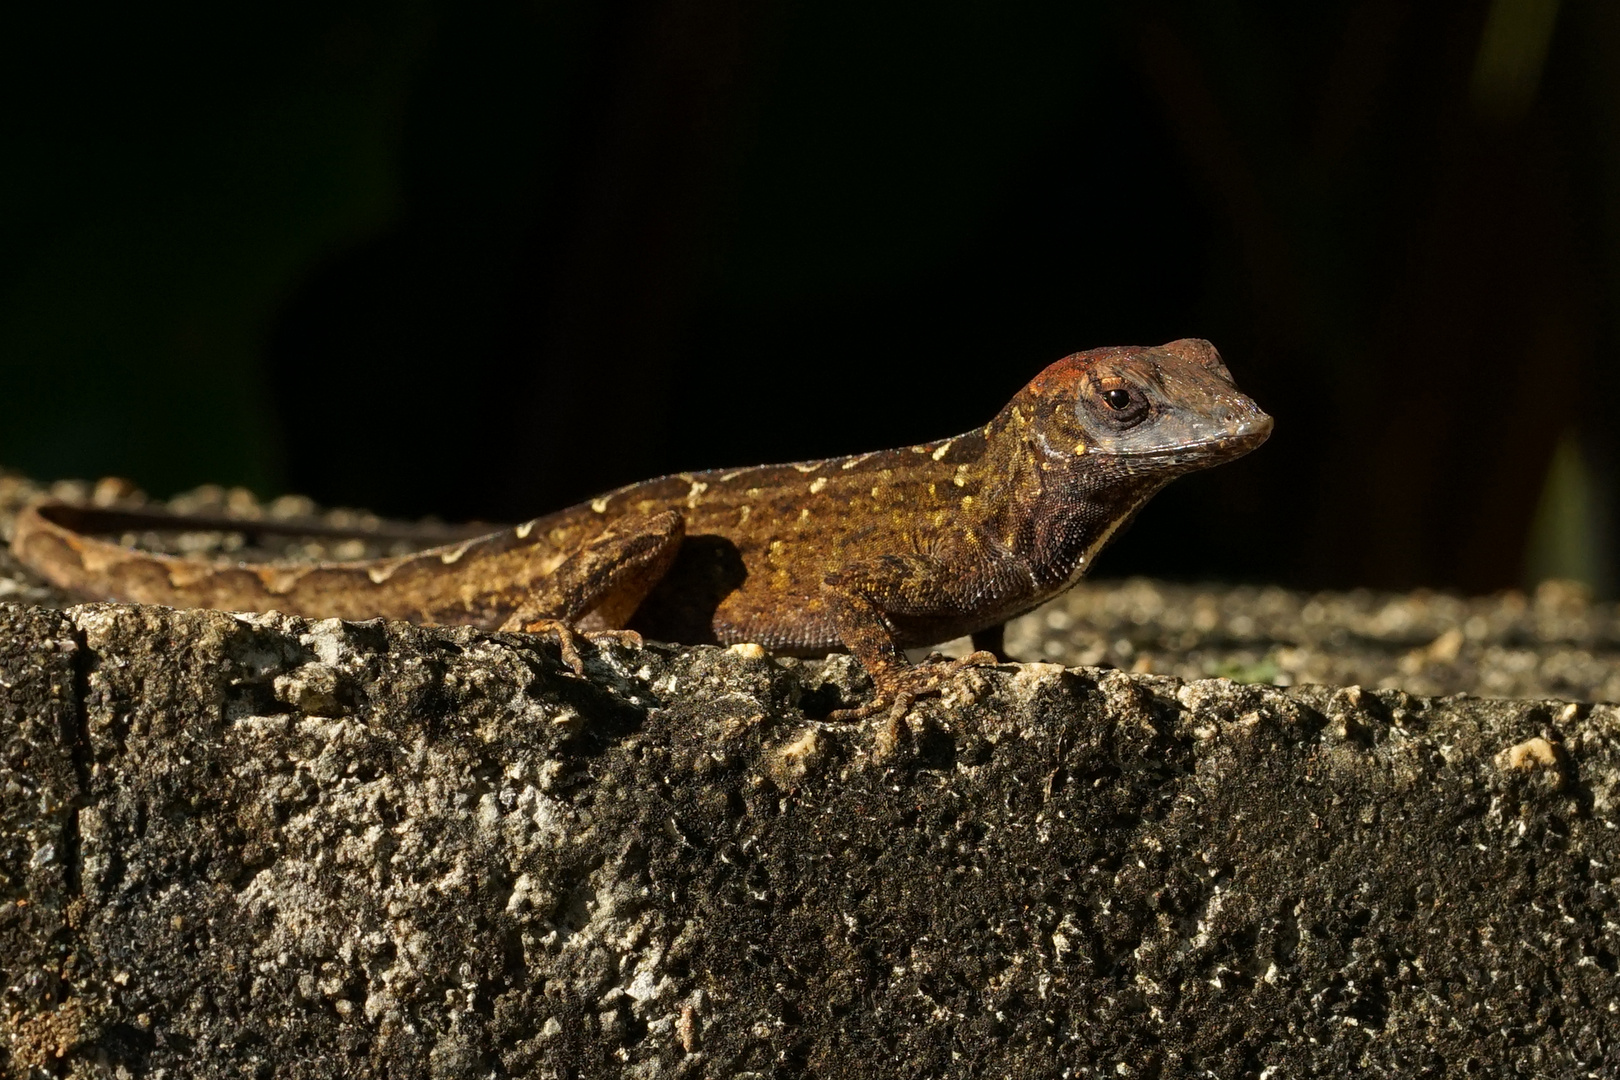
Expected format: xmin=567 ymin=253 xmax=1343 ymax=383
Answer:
xmin=0 ymin=605 xmax=82 ymax=1074
xmin=1004 ymin=576 xmax=1620 ymax=701
xmin=0 ymin=604 xmax=1617 ymax=1076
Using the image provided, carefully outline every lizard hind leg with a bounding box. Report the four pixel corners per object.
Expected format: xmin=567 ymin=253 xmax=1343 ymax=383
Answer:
xmin=498 ymin=510 xmax=685 ymax=671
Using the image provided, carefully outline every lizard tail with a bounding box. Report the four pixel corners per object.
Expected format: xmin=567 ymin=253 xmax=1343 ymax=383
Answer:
xmin=9 ymin=500 xmax=540 ymax=626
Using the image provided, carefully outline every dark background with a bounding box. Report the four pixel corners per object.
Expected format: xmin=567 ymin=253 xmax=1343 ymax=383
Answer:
xmin=3 ymin=0 xmax=1614 ymax=595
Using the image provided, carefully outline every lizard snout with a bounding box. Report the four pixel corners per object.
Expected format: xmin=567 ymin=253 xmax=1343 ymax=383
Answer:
xmin=1220 ymin=399 xmax=1273 ymax=447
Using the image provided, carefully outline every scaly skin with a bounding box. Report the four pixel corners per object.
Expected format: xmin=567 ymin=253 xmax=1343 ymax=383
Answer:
xmin=12 ymin=338 xmax=1272 ymax=711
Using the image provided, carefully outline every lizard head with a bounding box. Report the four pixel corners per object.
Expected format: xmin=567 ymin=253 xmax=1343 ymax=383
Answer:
xmin=1015 ymin=338 xmax=1272 ymax=473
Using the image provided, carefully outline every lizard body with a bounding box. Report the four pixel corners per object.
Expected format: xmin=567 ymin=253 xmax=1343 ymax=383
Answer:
xmin=12 ymin=339 xmax=1271 ymax=707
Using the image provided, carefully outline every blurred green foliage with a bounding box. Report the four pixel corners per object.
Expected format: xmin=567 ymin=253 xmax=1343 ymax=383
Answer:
xmin=1527 ymin=432 xmax=1613 ymax=597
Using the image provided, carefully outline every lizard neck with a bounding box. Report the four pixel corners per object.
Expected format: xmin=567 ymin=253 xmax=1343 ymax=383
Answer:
xmin=972 ymin=403 xmax=1172 ymax=589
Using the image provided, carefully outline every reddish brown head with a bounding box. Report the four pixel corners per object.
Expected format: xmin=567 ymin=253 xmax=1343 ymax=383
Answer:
xmin=1011 ymin=339 xmax=1271 ymax=472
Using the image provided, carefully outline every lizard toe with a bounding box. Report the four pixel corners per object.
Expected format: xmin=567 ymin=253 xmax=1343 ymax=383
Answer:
xmin=509 ymin=617 xmax=588 ymax=677
xmin=585 ymin=628 xmax=645 ymax=650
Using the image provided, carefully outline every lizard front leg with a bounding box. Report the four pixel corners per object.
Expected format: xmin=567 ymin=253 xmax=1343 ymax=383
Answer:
xmin=497 ymin=511 xmax=684 ymax=672
xmin=819 ymin=553 xmax=1002 ymax=723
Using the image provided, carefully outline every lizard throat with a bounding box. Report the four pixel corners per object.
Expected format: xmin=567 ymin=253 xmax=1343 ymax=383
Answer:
xmin=1037 ymin=476 xmax=1171 ymax=591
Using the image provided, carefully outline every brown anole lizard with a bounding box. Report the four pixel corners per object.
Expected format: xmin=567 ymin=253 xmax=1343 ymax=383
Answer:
xmin=12 ymin=339 xmax=1271 ymax=714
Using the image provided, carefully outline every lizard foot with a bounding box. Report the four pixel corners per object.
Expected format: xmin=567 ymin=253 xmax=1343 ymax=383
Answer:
xmin=828 ymin=649 xmax=1001 ymax=725
xmin=879 ymin=650 xmax=1000 ymax=757
xmin=506 ymin=618 xmax=589 ymax=675
xmin=504 ymin=619 xmax=646 ymax=677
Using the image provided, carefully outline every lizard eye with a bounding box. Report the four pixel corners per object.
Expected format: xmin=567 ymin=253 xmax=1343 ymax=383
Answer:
xmin=1087 ymin=383 xmax=1150 ymax=428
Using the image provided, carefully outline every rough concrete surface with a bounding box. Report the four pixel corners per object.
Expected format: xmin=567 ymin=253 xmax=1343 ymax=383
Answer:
xmin=0 ymin=602 xmax=1617 ymax=1077
xmin=1002 ymin=576 xmax=1620 ymax=704
xmin=1 ymin=473 xmax=1619 ymax=1076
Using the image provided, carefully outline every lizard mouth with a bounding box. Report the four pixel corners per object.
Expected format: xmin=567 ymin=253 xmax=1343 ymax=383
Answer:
xmin=1125 ymin=413 xmax=1274 ymax=467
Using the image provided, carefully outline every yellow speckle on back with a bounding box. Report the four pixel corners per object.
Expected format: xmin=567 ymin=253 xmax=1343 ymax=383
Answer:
xmin=720 ymin=469 xmax=748 ymax=482
xmin=738 ymin=505 xmax=751 ymax=524
xmin=953 ymin=463 xmax=971 ymax=488
xmin=798 ymin=508 xmax=811 ymax=523
xmin=792 ymin=462 xmax=818 ymax=473
xmin=686 ymin=481 xmax=709 ymax=508
xmin=931 ymin=440 xmax=954 ymax=461
xmin=1073 ymin=441 xmax=1087 ymax=455
xmin=870 ymin=486 xmax=882 ymax=499
xmin=808 ymin=476 xmax=828 ymax=494
xmin=514 ymin=520 xmax=535 ymax=539
xmin=590 ymin=496 xmax=610 ymax=513
xmin=961 ymin=495 xmax=975 ymax=509
xmin=440 ymin=538 xmax=478 ymax=564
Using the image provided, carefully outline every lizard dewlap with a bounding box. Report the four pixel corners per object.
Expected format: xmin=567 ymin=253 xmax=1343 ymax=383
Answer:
xmin=14 ymin=338 xmax=1271 ymax=713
